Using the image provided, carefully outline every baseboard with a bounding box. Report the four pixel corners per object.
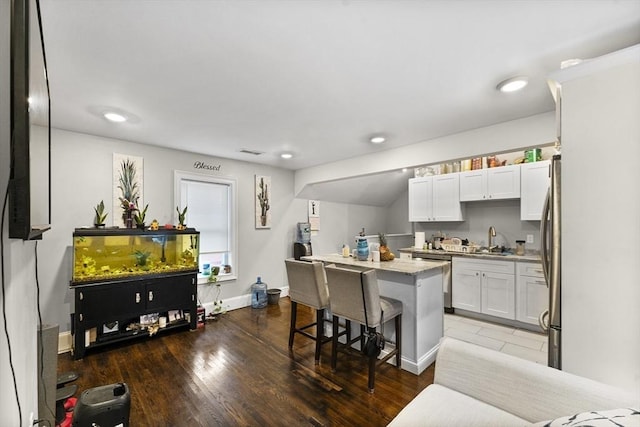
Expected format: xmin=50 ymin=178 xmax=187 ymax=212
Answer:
xmin=58 ymin=287 xmax=290 ymax=353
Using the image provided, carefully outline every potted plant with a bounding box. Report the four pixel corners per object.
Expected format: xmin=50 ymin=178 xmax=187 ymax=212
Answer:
xmin=176 ymin=206 xmax=187 ymax=230
xmin=93 ymin=200 xmax=108 ymax=228
xmin=117 ymin=159 xmax=140 ymax=228
xmin=134 ymin=204 xmax=149 ymax=229
xmin=207 ymin=267 xmax=226 ymax=318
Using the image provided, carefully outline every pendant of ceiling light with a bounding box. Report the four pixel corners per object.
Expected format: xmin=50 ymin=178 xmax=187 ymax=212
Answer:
xmin=496 ymin=76 xmax=528 ymax=93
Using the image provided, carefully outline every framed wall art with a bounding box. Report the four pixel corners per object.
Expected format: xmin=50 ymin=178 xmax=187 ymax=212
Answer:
xmin=255 ymin=175 xmax=271 ymax=229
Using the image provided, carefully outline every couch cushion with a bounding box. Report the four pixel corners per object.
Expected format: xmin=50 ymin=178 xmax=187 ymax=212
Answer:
xmin=434 ymin=338 xmax=639 ymax=422
xmin=387 ymin=384 xmax=530 ymax=427
xmin=532 ymin=407 xmax=639 ymax=427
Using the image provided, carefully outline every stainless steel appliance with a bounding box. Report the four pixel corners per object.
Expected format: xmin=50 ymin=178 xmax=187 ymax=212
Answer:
xmin=539 ymin=154 xmax=561 ymax=369
xmin=293 ymin=222 xmax=312 ymax=260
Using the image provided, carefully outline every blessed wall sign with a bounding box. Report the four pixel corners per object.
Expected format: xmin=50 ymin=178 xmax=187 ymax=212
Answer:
xmin=193 ymin=161 xmax=221 ymax=171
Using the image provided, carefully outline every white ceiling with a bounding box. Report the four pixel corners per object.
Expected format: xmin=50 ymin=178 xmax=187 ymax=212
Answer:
xmin=40 ymin=1 xmax=640 ymax=172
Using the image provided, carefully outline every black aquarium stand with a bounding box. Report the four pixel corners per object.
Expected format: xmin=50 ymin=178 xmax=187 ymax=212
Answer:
xmin=70 ymin=227 xmax=200 ymax=359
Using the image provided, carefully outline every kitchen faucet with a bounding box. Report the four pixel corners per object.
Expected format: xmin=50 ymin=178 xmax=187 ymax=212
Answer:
xmin=488 ymin=226 xmax=496 ymax=250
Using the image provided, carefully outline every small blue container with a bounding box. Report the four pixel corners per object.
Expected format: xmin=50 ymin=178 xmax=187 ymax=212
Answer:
xmin=356 ymin=237 xmax=369 ymax=261
xmin=251 ymin=277 xmax=268 ymax=309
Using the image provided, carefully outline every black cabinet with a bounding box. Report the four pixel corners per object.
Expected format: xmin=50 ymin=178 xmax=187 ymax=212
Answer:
xmin=72 ymin=272 xmax=197 ymax=359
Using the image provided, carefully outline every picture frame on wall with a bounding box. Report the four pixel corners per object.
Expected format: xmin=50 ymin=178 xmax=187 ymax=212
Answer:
xmin=255 ymin=175 xmax=271 ymax=229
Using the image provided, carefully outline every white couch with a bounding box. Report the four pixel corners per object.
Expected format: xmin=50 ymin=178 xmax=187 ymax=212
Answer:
xmin=389 ymin=337 xmax=639 ymax=426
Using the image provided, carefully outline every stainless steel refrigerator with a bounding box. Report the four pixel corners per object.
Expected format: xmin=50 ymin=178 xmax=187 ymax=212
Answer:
xmin=539 ymin=154 xmax=561 ymax=369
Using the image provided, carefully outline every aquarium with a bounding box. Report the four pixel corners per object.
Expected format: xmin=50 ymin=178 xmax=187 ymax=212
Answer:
xmin=72 ymin=228 xmax=200 ymax=284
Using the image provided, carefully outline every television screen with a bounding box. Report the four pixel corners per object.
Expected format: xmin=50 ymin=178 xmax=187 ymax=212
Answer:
xmin=9 ymin=0 xmax=51 ymax=240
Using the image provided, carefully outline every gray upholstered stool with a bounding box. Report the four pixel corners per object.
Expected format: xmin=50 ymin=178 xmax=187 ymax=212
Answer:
xmin=325 ymin=265 xmax=402 ymax=393
xmin=285 ymin=259 xmax=332 ymax=364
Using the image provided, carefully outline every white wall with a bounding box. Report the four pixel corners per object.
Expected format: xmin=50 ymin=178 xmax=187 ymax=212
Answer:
xmin=295 ymin=112 xmax=556 ymax=194
xmin=559 ymin=50 xmax=640 ymax=393
xmin=0 ymin=1 xmax=40 ymax=423
xmin=32 ymin=128 xmax=392 ymax=334
xmin=414 ymin=199 xmax=541 ymax=251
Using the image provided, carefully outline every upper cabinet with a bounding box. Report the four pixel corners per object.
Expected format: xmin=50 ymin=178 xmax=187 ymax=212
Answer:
xmin=459 ymin=164 xmax=521 ymax=201
xmin=520 ymin=160 xmax=550 ymax=220
xmin=408 ymin=175 xmax=464 ymax=222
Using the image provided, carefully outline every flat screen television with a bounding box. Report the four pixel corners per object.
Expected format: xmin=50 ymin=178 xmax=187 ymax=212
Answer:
xmin=9 ymin=0 xmax=51 ymax=240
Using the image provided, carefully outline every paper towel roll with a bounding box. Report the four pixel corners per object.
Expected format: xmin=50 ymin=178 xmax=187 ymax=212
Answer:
xmin=414 ymin=232 xmax=425 ymax=249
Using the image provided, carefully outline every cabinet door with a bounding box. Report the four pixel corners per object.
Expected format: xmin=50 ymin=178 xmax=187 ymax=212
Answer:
xmin=459 ymin=170 xmax=486 ymax=201
xmin=520 ymin=160 xmax=551 ymax=220
xmin=77 ymin=282 xmax=144 ymax=324
xmin=452 ymin=268 xmax=482 ymax=312
xmin=408 ymin=177 xmax=433 ymax=222
xmin=433 ymin=174 xmax=463 ymax=221
xmin=481 ymin=272 xmax=515 ymax=320
xmin=146 ymin=275 xmax=196 ymax=312
xmin=516 ymin=275 xmax=548 ymax=325
xmin=487 ymin=164 xmax=521 ymax=200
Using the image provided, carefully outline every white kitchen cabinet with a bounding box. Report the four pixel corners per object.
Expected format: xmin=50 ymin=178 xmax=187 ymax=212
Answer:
xmin=520 ymin=160 xmax=551 ymax=220
xmin=452 ymin=257 xmax=515 ymax=320
xmin=516 ymin=262 xmax=548 ymax=326
xmin=408 ymin=175 xmax=463 ymax=222
xmin=459 ymin=165 xmax=521 ymax=201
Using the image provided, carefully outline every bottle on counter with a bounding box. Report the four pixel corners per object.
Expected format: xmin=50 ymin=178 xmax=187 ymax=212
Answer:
xmin=342 ymin=244 xmax=350 ymax=257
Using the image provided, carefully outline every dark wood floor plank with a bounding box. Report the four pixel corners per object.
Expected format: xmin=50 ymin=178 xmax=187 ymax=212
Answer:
xmin=57 ymin=297 xmax=434 ymax=426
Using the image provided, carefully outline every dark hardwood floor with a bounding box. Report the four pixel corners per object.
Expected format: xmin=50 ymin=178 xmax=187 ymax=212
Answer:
xmin=57 ymin=297 xmax=435 ymax=426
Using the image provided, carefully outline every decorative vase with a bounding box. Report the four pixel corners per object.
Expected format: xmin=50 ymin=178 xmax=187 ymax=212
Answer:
xmin=356 ymin=237 xmax=369 ymax=261
xmin=123 ymin=210 xmax=134 ymax=228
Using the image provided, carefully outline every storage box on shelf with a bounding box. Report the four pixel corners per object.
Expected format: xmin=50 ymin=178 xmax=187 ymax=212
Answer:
xmin=70 ymin=228 xmax=200 ymax=359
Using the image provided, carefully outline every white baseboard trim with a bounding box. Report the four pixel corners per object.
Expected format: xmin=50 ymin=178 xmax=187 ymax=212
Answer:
xmin=58 ymin=287 xmax=290 ymax=354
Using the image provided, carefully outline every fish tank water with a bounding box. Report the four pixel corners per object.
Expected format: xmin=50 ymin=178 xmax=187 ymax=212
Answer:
xmin=72 ymin=228 xmax=200 ymax=284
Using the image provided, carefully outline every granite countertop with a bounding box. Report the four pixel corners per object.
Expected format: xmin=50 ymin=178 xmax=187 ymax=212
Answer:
xmin=301 ymin=253 xmax=448 ymax=275
xmin=399 ymin=247 xmax=541 ymax=263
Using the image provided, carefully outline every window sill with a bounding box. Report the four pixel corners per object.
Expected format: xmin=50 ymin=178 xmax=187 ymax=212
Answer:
xmin=197 ymin=274 xmax=236 ymax=285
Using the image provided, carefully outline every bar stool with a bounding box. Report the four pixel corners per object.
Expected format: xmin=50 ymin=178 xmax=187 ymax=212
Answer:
xmin=325 ymin=265 xmax=402 ymax=393
xmin=284 ymin=259 xmax=332 ymax=364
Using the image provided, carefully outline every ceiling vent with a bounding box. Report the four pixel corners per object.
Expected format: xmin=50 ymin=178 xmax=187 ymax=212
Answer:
xmin=239 ymin=149 xmax=264 ymax=155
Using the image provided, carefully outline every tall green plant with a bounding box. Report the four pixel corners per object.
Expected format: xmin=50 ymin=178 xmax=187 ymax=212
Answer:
xmin=117 ymin=159 xmax=139 ymax=210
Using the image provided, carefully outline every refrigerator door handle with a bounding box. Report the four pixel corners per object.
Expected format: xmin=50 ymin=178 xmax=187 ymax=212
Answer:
xmin=539 ymin=309 xmax=549 ymax=332
xmin=540 ymin=187 xmax=551 ymax=287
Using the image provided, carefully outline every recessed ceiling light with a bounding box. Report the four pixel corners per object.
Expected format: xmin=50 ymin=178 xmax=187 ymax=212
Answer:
xmin=370 ymin=136 xmax=386 ymax=144
xmin=103 ymin=112 xmax=127 ymax=122
xmin=496 ymin=76 xmax=528 ymax=93
xmin=402 ymin=168 xmax=408 ymax=173
xmin=280 ymin=153 xmax=293 ymax=159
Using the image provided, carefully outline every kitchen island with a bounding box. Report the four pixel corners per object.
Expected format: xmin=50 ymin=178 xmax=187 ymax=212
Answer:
xmin=302 ymin=254 xmax=447 ymax=375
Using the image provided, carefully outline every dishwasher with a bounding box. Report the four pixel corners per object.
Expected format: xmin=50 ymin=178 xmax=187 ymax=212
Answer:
xmin=413 ymin=251 xmax=453 ymax=313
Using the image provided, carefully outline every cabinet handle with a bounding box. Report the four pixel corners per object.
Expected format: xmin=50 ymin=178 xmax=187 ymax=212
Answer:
xmin=483 ymin=195 xmax=486 ymax=199
xmin=79 ymin=313 xmax=83 ymax=322
xmin=135 ymin=292 xmax=141 ymax=303
xmin=148 ymin=291 xmax=154 ymax=302
xmin=79 ymin=292 xmax=83 ymax=301
xmin=476 ymin=272 xmax=479 ymax=276
xmin=192 ymin=294 xmax=195 ymax=302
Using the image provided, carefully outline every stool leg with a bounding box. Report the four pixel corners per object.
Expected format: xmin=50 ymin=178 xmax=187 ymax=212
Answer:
xmin=395 ymin=315 xmax=402 ymax=367
xmin=331 ymin=315 xmax=339 ymax=371
xmin=289 ymin=301 xmax=297 ymax=348
xmin=314 ymin=308 xmax=325 ymax=364
xmin=367 ymin=327 xmax=376 ymax=393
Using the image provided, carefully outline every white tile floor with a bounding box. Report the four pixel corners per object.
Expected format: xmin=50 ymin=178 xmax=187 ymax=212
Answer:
xmin=444 ymin=313 xmax=548 ymax=365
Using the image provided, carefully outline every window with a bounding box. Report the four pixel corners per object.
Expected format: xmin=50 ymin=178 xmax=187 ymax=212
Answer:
xmin=174 ymin=171 xmax=237 ymax=282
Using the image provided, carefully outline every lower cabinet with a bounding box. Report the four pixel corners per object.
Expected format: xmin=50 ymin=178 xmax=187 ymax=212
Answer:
xmin=72 ymin=272 xmax=197 ymax=359
xmin=515 ymin=262 xmax=548 ymax=326
xmin=452 ymin=257 xmax=515 ymax=320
